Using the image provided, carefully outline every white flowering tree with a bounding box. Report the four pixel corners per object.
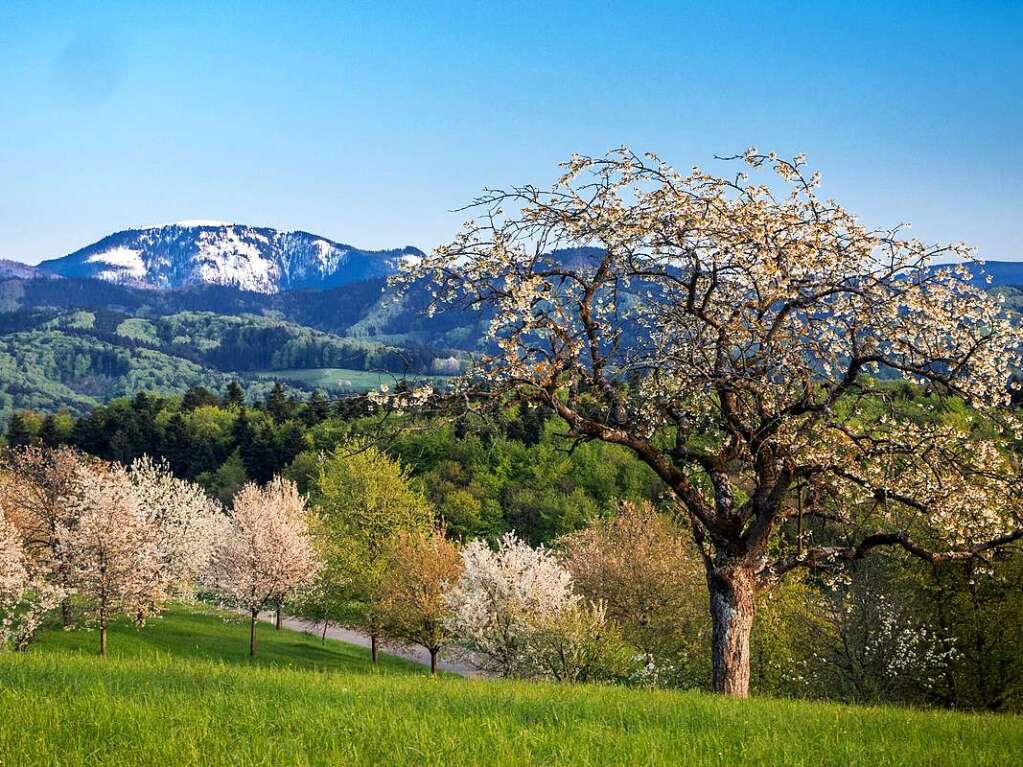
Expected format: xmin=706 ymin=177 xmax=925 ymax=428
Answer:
xmin=446 ymin=533 xmax=624 ymax=679
xmin=129 ymin=457 xmax=222 ymax=601
xmin=401 ymin=149 xmax=1023 ymax=696
xmin=0 ymin=504 xmax=62 ymax=651
xmin=212 ymin=477 xmax=319 ymax=656
xmin=1 ymin=505 xmax=30 ymax=648
xmin=57 ymin=462 xmax=163 ymax=656
xmin=0 ymin=446 xmax=89 ymax=626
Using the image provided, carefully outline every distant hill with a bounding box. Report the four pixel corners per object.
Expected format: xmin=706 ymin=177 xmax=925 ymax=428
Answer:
xmin=0 ymin=259 xmax=50 ymax=280
xmin=34 ymin=222 xmax=423 ymax=293
xmin=957 ymin=260 xmax=1023 ymax=289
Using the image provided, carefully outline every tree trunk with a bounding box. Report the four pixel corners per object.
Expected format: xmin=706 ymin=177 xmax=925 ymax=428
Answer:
xmin=707 ymin=562 xmax=756 ymax=697
xmin=61 ymin=599 xmax=73 ymax=628
xmin=322 ymin=621 xmax=328 ymax=643
xmin=429 ymin=648 xmax=437 ymax=676
xmin=99 ymin=622 xmax=108 ymax=657
xmin=275 ymin=605 xmax=282 ymax=630
xmin=249 ymin=609 xmax=258 ymax=657
xmin=371 ymin=633 xmax=379 ymax=664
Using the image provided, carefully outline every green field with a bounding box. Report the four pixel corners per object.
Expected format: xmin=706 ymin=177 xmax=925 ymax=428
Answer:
xmin=0 ymin=608 xmax=1020 ymax=766
xmin=255 ymin=367 xmax=450 ymax=393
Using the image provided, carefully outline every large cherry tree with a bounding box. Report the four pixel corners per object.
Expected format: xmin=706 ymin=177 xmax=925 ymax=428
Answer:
xmin=399 ymin=149 xmax=1023 ymax=696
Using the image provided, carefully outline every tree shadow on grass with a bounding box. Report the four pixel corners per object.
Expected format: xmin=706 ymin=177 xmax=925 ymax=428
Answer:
xmin=30 ymin=604 xmax=425 ymax=676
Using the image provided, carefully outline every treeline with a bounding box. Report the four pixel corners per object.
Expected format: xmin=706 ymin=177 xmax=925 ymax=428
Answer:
xmin=4 ymin=388 xmax=1023 ymax=710
xmin=3 ymin=385 xmax=654 ymax=544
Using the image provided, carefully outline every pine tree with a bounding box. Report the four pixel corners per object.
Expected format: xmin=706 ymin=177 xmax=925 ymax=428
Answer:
xmin=6 ymin=411 xmax=40 ymax=447
xmin=223 ymin=381 xmax=245 ymax=409
xmin=265 ymin=382 xmax=291 ymax=422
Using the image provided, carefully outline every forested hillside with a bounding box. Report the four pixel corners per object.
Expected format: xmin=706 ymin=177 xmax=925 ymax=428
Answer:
xmin=0 ymin=275 xmax=472 ymax=423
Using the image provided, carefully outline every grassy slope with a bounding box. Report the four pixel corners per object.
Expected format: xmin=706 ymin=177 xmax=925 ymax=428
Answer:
xmin=0 ymin=608 xmax=1020 ymax=766
xmin=256 ymin=367 xmax=450 ymax=392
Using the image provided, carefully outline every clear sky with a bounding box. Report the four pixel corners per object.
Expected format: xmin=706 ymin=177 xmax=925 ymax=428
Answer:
xmin=1 ymin=0 xmax=1020 ymax=264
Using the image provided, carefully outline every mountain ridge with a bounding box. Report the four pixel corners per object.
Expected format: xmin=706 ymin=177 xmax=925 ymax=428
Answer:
xmin=35 ymin=223 xmax=423 ymax=294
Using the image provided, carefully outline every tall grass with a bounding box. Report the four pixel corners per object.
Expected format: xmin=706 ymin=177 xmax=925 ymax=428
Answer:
xmin=0 ymin=608 xmax=1019 ymax=766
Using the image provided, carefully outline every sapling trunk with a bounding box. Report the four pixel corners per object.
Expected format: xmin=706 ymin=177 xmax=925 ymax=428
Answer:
xmin=249 ymin=608 xmax=258 ymax=657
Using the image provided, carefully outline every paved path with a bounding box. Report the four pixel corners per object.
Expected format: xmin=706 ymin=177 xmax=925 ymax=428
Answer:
xmin=254 ymin=611 xmax=479 ymax=677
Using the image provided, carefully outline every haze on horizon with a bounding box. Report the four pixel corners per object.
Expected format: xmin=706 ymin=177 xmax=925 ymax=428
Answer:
xmin=1 ymin=0 xmax=1020 ymax=265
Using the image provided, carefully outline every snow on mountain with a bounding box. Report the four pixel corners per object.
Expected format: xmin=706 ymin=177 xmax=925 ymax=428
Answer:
xmin=36 ymin=223 xmax=423 ymax=294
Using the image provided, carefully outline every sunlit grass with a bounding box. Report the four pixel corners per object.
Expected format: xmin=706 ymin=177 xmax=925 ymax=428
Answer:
xmin=0 ymin=607 xmax=1019 ymax=766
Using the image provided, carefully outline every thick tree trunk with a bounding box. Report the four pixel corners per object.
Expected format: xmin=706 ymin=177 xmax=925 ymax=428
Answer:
xmin=429 ymin=648 xmax=437 ymax=676
xmin=371 ymin=633 xmax=379 ymax=664
xmin=707 ymin=562 xmax=757 ymax=697
xmin=99 ymin=622 xmax=108 ymax=658
xmin=249 ymin=609 xmax=258 ymax=657
xmin=275 ymin=606 xmax=282 ymax=630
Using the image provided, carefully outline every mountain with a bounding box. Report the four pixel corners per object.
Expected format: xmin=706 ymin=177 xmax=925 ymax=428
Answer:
xmin=36 ymin=222 xmax=423 ymax=294
xmin=0 ymin=259 xmax=50 ymax=280
xmin=958 ymin=260 xmax=1023 ymax=289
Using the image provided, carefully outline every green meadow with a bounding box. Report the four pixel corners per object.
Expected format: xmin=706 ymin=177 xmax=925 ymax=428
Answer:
xmin=0 ymin=607 xmax=1019 ymax=766
xmin=255 ymin=368 xmax=450 ymax=393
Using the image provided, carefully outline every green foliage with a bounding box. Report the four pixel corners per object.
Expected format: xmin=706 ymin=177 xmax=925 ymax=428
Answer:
xmin=390 ymin=419 xmax=661 ymax=543
xmin=0 ymin=328 xmax=285 ymax=425
xmin=310 ymin=445 xmax=434 ymax=636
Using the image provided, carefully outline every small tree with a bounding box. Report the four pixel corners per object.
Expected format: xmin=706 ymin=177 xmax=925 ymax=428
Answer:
xmin=312 ymin=444 xmax=433 ymax=663
xmin=212 ymin=477 xmax=319 ymax=656
xmin=129 ymin=456 xmax=222 ymax=604
xmin=0 ymin=505 xmax=29 ymax=644
xmin=0 ymin=504 xmax=62 ymax=651
xmin=378 ymin=528 xmax=462 ymax=674
xmin=0 ymin=446 xmax=89 ymax=626
xmin=446 ymin=533 xmax=621 ymax=679
xmin=527 ymin=600 xmax=635 ymax=683
xmin=560 ymin=502 xmax=706 ymax=672
xmin=57 ymin=462 xmax=163 ymax=656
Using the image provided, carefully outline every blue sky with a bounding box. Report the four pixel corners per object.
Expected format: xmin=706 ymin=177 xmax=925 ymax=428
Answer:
xmin=1 ymin=0 xmax=1020 ymax=264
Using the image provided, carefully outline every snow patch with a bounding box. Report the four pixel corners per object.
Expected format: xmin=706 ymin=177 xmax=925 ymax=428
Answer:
xmin=85 ymin=247 xmax=146 ymax=278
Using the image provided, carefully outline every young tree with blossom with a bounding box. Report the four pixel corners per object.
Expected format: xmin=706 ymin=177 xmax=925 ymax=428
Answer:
xmin=0 ymin=504 xmax=62 ymax=651
xmin=399 ymin=149 xmax=1023 ymax=696
xmin=0 ymin=446 xmax=90 ymax=626
xmin=212 ymin=477 xmax=319 ymax=656
xmin=446 ymin=534 xmax=575 ymax=676
xmin=377 ymin=527 xmax=462 ymax=674
xmin=1 ymin=505 xmax=30 ymax=649
xmin=129 ymin=456 xmax=222 ymax=603
xmin=58 ymin=462 xmax=163 ymax=656
xmin=446 ymin=533 xmax=624 ymax=680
